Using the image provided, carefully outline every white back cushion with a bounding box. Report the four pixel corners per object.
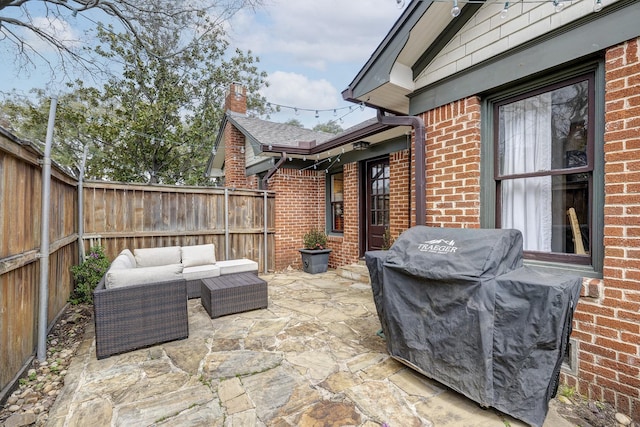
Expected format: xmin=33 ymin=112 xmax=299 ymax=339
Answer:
xmin=110 ymin=253 xmax=133 ymax=270
xmin=181 ymin=244 xmax=216 ymax=268
xmin=120 ymin=249 xmax=136 ymax=267
xmin=134 ymin=246 xmax=181 ymax=267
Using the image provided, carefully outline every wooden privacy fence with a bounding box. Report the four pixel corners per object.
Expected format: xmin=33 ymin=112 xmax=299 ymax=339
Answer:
xmin=0 ymin=127 xmax=275 ymax=402
xmin=81 ymin=181 xmax=275 ymax=271
xmin=0 ymin=129 xmax=78 ymax=401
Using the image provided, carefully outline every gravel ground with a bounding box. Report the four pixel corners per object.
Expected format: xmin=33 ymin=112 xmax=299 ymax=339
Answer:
xmin=0 ymin=304 xmax=92 ymax=427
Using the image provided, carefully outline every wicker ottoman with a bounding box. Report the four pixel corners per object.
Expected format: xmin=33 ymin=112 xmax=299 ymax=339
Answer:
xmin=201 ymin=272 xmax=268 ymax=318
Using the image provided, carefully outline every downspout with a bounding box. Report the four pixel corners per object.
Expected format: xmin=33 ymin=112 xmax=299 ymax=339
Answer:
xmin=376 ymin=109 xmax=426 ymax=226
xmin=262 ymin=152 xmax=287 ymax=189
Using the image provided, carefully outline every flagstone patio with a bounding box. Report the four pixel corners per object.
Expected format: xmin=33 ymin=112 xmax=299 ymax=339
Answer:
xmin=45 ymin=270 xmax=572 ymax=426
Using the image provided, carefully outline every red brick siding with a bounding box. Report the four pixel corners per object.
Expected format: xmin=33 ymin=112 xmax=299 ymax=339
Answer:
xmin=225 ymin=83 xmax=247 ymax=115
xmin=422 ymin=97 xmax=482 ymax=229
xmin=561 ymin=37 xmax=640 ymax=421
xmin=223 ymin=125 xmax=249 ymax=189
xmin=328 ymin=162 xmax=361 ymax=266
xmin=271 ymin=168 xmax=325 ymax=270
xmin=390 ymin=150 xmax=411 ymax=239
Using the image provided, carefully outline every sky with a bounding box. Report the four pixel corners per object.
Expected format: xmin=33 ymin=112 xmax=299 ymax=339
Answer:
xmin=0 ymin=0 xmax=407 ymax=130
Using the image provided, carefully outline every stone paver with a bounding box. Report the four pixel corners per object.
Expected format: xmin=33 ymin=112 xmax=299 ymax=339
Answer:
xmin=45 ymin=270 xmax=572 ymax=426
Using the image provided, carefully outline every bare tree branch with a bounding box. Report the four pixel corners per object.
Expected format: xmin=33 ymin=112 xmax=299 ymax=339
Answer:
xmin=0 ymin=0 xmax=264 ymax=77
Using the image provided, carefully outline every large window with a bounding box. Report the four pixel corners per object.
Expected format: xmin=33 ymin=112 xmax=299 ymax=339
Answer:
xmin=330 ymin=173 xmax=344 ymax=233
xmin=493 ymin=73 xmax=597 ymax=266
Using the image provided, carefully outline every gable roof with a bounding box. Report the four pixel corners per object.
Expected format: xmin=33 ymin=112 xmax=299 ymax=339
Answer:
xmin=229 ymin=113 xmax=335 ymax=149
xmin=344 ymin=0 xmax=639 ymax=116
xmin=342 ymin=0 xmax=482 ymax=114
xmin=206 ymin=111 xmax=339 ymax=177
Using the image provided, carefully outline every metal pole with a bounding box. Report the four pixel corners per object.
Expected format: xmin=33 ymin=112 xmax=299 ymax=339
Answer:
xmin=263 ymin=191 xmax=268 ymax=274
xmin=37 ymin=96 xmax=57 ymax=361
xmin=224 ymin=188 xmax=230 ymax=260
xmin=77 ymin=144 xmax=89 ymax=262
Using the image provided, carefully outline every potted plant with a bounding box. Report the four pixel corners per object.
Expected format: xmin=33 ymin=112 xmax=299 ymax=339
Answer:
xmin=299 ymin=227 xmax=332 ymax=274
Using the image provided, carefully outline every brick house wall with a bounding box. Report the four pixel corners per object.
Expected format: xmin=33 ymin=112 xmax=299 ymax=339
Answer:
xmin=415 ymin=38 xmax=640 ymax=420
xmin=389 ymin=150 xmax=411 ymax=240
xmin=270 ymin=168 xmax=325 ymax=270
xmin=423 ymin=97 xmax=482 ymax=229
xmin=223 ymin=124 xmax=255 ymax=189
xmin=328 ymin=162 xmax=360 ymax=266
xmin=565 ymin=36 xmax=639 ymax=420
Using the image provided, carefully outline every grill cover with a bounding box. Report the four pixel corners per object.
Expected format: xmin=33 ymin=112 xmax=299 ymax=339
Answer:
xmin=366 ymin=226 xmax=582 ymax=427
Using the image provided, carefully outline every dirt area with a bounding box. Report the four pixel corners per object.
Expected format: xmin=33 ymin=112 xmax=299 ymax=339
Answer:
xmin=554 ymin=393 xmax=620 ymax=427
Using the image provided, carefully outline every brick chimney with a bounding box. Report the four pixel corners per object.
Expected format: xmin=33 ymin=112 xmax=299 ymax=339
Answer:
xmin=225 ymin=83 xmax=247 ymax=115
xmin=223 ymin=83 xmax=256 ymax=189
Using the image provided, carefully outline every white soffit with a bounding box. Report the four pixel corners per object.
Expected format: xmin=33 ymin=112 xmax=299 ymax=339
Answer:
xmin=396 ymin=2 xmax=460 ymax=66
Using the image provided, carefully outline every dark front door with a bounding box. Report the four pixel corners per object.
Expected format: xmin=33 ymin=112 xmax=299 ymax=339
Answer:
xmin=365 ymin=157 xmax=390 ymax=251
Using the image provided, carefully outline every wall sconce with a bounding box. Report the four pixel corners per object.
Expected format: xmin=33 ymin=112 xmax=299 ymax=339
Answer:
xmin=352 ymin=141 xmax=370 ymax=151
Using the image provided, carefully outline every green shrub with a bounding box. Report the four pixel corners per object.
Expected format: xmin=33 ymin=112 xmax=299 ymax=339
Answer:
xmin=70 ymin=246 xmax=110 ymax=304
xmin=303 ymin=228 xmax=328 ymax=250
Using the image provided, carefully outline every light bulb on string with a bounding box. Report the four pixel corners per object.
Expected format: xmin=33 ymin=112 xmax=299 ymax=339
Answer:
xmin=396 ymin=0 xmax=405 ymax=8
xmin=315 ymin=110 xmax=319 ymax=119
xmin=553 ymin=0 xmax=564 ymax=12
xmin=593 ymin=0 xmax=603 ymax=11
xmin=451 ymin=0 xmax=461 ymax=17
xmin=500 ymin=2 xmax=509 ymax=18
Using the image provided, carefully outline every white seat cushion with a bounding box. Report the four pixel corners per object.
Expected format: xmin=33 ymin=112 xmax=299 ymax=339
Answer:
xmin=217 ymin=258 xmax=258 ymax=275
xmin=181 ymin=244 xmax=216 ymax=268
xmin=134 ymin=246 xmax=181 ymax=267
xmin=182 ymin=264 xmax=221 ymax=281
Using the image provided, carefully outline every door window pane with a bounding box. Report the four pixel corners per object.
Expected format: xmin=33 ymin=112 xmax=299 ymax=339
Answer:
xmin=330 ymin=173 xmax=344 ymax=232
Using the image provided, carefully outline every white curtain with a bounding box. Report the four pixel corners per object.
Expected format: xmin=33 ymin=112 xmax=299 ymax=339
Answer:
xmin=500 ymin=94 xmax=552 ymax=252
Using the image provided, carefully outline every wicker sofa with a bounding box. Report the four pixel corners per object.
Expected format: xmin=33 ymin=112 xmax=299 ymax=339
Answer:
xmin=93 ymin=244 xmax=258 ymax=359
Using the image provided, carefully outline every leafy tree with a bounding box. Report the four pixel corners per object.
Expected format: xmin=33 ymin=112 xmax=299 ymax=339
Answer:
xmin=313 ymin=120 xmax=343 ymax=134
xmin=0 ymin=0 xmax=263 ymax=76
xmin=284 ymin=118 xmax=304 ymax=128
xmin=0 ymin=20 xmax=269 ymax=185
xmin=85 ymin=24 xmax=268 ymax=185
xmin=0 ymin=86 xmax=103 ymax=173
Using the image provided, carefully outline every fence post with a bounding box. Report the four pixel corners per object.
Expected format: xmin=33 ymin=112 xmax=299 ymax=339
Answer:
xmin=77 ymin=144 xmax=89 ymax=261
xmin=263 ymin=191 xmax=268 ymax=274
xmin=224 ymin=188 xmax=230 ymax=260
xmin=38 ymin=96 xmax=57 ymax=361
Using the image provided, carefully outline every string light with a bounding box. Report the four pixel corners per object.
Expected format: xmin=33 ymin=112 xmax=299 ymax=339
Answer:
xmin=396 ymin=0 xmax=405 ymax=8
xmin=390 ymin=0 xmax=602 ymax=20
xmin=553 ymin=0 xmax=564 ymax=11
xmin=500 ymin=1 xmax=510 ymax=18
xmin=451 ymin=0 xmax=461 ymax=17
